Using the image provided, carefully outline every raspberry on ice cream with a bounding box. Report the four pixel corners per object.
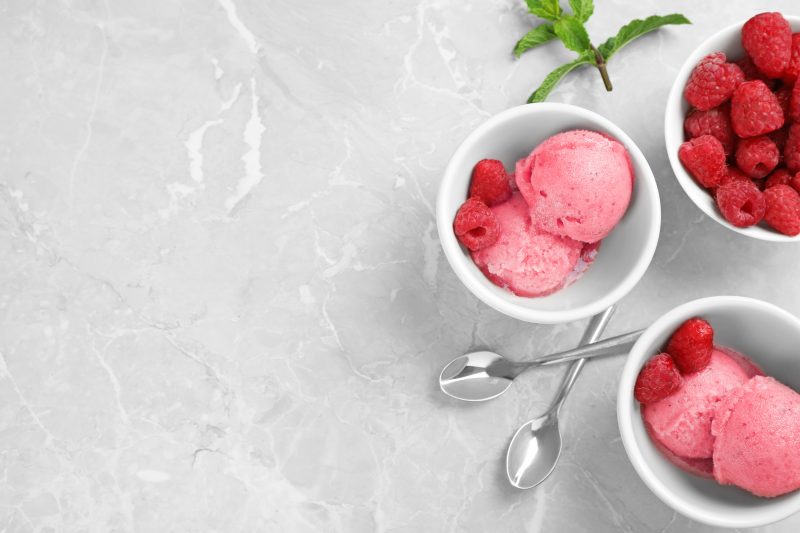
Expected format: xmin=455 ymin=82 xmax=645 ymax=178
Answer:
xmin=712 ymin=376 xmax=800 ymax=497
xmin=666 ymin=317 xmax=714 ymax=374
xmin=469 ymin=193 xmax=583 ymax=297
xmin=642 ymin=348 xmax=753 ymax=459
xmin=634 ymin=353 xmax=682 ymax=404
xmin=468 ymin=159 xmax=512 ymax=206
xmin=453 ymin=198 xmax=500 ymax=251
xmin=516 ymin=130 xmax=633 ymax=243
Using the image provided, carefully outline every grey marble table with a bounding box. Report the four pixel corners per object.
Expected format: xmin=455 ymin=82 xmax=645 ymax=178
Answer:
xmin=1 ymin=0 xmax=799 ymax=531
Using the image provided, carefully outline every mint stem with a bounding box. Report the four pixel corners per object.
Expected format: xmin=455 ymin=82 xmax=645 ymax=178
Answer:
xmin=591 ymin=45 xmax=613 ymax=91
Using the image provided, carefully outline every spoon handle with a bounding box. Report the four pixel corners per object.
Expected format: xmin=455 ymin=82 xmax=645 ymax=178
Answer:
xmin=525 ymin=328 xmax=644 ymax=369
xmin=549 ymin=306 xmax=615 ymax=414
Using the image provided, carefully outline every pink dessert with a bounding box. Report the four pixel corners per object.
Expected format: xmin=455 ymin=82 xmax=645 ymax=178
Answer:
xmin=470 ymin=193 xmax=583 ymax=297
xmin=516 ymin=130 xmax=634 ymax=243
xmin=636 ymin=317 xmax=800 ymax=497
xmin=712 ymin=376 xmax=800 ymax=497
xmin=452 ymin=130 xmax=634 ymax=297
xmin=644 ymin=422 xmax=714 ymax=478
xmin=642 ymin=347 xmax=754 ymax=460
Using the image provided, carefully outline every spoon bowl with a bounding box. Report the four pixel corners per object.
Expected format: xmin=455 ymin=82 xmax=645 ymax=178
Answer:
xmin=439 ymin=351 xmax=515 ymax=402
xmin=506 ymin=413 xmax=562 ymax=489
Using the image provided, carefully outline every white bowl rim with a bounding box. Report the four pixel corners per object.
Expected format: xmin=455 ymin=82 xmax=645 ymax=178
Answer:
xmin=664 ymin=15 xmax=800 ymax=243
xmin=617 ymin=295 xmax=800 ymax=528
xmin=436 ymin=102 xmax=661 ymax=324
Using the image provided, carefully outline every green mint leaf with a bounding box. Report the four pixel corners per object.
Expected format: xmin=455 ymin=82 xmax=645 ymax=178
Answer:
xmin=525 ymin=0 xmax=562 ymax=21
xmin=553 ymin=16 xmax=591 ymax=53
xmin=568 ymin=0 xmax=593 ymax=22
xmin=528 ymin=53 xmax=592 ymax=103
xmin=514 ymin=24 xmax=557 ymax=57
xmin=598 ymin=13 xmax=691 ymax=59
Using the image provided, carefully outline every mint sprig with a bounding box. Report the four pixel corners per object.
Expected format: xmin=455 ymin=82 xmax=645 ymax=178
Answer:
xmin=514 ymin=1 xmax=691 ymax=103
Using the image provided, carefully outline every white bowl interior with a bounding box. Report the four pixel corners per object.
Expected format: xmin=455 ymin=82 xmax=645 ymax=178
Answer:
xmin=619 ymin=296 xmax=800 ymax=528
xmin=437 ymin=104 xmax=660 ymax=323
xmin=665 ymin=16 xmax=800 ymax=242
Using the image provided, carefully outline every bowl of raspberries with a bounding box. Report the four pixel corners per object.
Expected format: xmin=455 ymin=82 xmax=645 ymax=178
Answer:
xmin=666 ymin=12 xmax=800 ymax=241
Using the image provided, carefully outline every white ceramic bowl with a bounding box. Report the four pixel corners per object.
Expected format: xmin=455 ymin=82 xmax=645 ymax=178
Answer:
xmin=665 ymin=16 xmax=800 ymax=242
xmin=436 ymin=103 xmax=660 ymax=324
xmin=618 ymin=296 xmax=800 ymax=528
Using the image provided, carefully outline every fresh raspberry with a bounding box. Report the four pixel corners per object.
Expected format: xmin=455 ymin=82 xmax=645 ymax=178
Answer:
xmin=684 ymin=52 xmax=745 ymax=111
xmin=678 ymin=135 xmax=726 ymax=188
xmin=468 ymin=159 xmax=511 ymax=206
xmin=735 ymin=135 xmax=779 ymax=178
xmin=741 ymin=12 xmax=792 ymax=79
xmin=775 ymin=84 xmax=793 ymax=117
xmin=634 ymin=353 xmax=683 ymax=404
xmin=453 ymin=198 xmax=500 ymax=251
xmin=763 ymin=184 xmax=800 ymax=235
xmin=784 ymin=122 xmax=800 ymax=172
xmin=716 ymin=179 xmax=767 ymax=227
xmin=666 ymin=318 xmax=714 ymax=374
xmin=790 ymin=81 xmax=800 ymax=122
xmin=730 ymin=80 xmax=785 ymax=138
xmin=783 ymin=34 xmax=800 ymax=84
xmin=765 ymin=167 xmax=793 ymax=189
xmin=683 ymin=105 xmax=736 ymax=154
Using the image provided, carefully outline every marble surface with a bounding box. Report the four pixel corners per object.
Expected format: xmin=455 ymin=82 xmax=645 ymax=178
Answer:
xmin=1 ymin=0 xmax=800 ymax=531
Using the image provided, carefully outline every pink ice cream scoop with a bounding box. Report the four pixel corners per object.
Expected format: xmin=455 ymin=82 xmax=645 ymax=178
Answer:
xmin=712 ymin=375 xmax=800 ymax=497
xmin=516 ymin=130 xmax=634 ymax=243
xmin=470 ymin=193 xmax=582 ymax=297
xmin=642 ymin=347 xmax=757 ymax=460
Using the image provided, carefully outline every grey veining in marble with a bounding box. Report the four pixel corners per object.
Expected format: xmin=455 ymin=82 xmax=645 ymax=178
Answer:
xmin=1 ymin=0 xmax=799 ymax=531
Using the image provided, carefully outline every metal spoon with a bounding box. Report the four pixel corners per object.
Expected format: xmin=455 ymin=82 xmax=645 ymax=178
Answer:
xmin=439 ymin=326 xmax=642 ymax=402
xmin=506 ymin=307 xmax=615 ymax=489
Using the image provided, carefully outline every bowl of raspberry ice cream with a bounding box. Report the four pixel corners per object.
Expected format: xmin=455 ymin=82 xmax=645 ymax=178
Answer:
xmin=437 ymin=104 xmax=660 ymax=324
xmin=619 ymin=296 xmax=800 ymax=528
xmin=666 ymin=13 xmax=800 ymax=241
